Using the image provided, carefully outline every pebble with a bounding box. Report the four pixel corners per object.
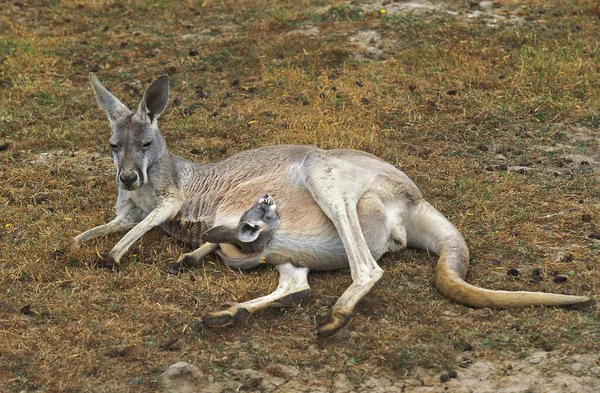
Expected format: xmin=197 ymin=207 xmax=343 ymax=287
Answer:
xmin=440 ymin=373 xmax=450 ymax=383
xmin=508 ymin=268 xmax=519 ymax=277
xmin=554 ymin=275 xmax=568 ymax=283
xmin=581 ymin=214 xmax=592 ymax=222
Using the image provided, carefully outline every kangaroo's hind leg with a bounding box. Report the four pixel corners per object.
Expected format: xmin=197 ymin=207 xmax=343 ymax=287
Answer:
xmin=201 ymin=263 xmax=311 ymax=328
xmin=301 ymin=154 xmax=390 ymax=337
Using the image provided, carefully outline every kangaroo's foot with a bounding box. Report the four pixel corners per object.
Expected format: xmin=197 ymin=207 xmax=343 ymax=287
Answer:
xmin=201 ymin=303 xmax=250 ymax=327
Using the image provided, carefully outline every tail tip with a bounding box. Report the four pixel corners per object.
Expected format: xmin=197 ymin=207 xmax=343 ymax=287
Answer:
xmin=564 ymin=297 xmax=595 ymax=311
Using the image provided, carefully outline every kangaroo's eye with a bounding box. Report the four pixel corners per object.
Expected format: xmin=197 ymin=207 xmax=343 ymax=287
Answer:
xmin=109 ymin=143 xmax=119 ymax=151
xmin=141 ymin=141 xmax=152 ymax=149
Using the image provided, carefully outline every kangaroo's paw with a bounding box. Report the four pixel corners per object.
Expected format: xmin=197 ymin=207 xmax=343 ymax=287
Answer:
xmin=314 ymin=310 xmax=353 ymax=338
xmin=93 ymin=253 xmax=120 ymax=271
xmin=167 ymin=260 xmax=182 ymax=275
xmin=201 ymin=304 xmax=250 ymax=328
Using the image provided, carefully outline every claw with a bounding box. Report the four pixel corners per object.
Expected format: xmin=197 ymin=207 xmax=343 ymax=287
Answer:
xmin=201 ymin=306 xmax=249 ymax=328
xmin=314 ymin=311 xmax=352 ymax=338
xmin=94 ymin=253 xmax=120 ymax=271
xmin=168 ymin=261 xmax=181 ymax=275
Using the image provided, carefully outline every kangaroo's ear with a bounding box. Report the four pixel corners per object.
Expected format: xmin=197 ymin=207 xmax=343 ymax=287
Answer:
xmin=90 ymin=73 xmax=130 ymax=126
xmin=201 ymin=226 xmax=236 ymax=244
xmin=137 ymin=75 xmax=169 ymax=123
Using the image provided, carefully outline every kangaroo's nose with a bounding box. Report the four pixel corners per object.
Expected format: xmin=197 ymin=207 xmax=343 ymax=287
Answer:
xmin=120 ymin=173 xmax=138 ymax=187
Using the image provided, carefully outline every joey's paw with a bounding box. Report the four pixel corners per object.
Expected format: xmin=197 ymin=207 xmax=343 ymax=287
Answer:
xmin=201 ymin=306 xmax=250 ymax=328
xmin=178 ymin=253 xmax=202 ymax=269
xmin=313 ymin=311 xmax=352 ymax=338
xmin=258 ymin=194 xmax=274 ymax=205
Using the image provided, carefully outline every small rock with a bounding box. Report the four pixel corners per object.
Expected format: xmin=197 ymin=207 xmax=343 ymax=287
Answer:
xmin=479 ymin=1 xmax=494 ymax=10
xmin=332 ymin=373 xmax=354 ymax=393
xmin=508 ymin=268 xmax=519 ymax=277
xmin=555 ymin=252 xmax=574 ymax=263
xmin=588 ymin=233 xmax=600 ymax=240
xmin=188 ymin=49 xmax=199 ymax=56
xmin=20 ymin=304 xmax=37 ymax=316
xmin=356 ymin=81 xmax=364 ymax=87
xmin=446 ymin=89 xmax=457 ymax=95
xmin=464 ymin=343 xmax=473 ymax=351
xmin=531 ymin=268 xmax=543 ymax=283
xmin=440 ymin=373 xmax=449 ymax=383
xmin=161 ymin=362 xmax=205 ymax=393
xmin=581 ymin=214 xmax=592 ymax=222
xmin=542 ymin=342 xmax=555 ymax=352
xmin=554 ymin=275 xmax=568 ymax=283
xmin=448 ymin=370 xmax=458 ymax=379
xmin=160 ymin=338 xmax=179 ymax=350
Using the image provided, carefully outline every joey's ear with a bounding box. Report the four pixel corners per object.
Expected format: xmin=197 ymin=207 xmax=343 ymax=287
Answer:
xmin=89 ymin=73 xmax=130 ymax=125
xmin=237 ymin=222 xmax=265 ymax=243
xmin=137 ymin=75 xmax=169 ymax=123
xmin=201 ymin=226 xmax=236 ymax=244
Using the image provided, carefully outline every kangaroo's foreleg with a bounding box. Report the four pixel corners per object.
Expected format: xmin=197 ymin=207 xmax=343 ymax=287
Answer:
xmin=202 ymin=263 xmax=311 ymax=328
xmin=71 ymin=204 xmax=144 ymax=247
xmin=103 ymin=199 xmax=182 ymax=267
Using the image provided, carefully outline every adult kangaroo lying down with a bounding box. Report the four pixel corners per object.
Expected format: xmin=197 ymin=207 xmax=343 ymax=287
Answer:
xmin=73 ymin=74 xmax=591 ymax=337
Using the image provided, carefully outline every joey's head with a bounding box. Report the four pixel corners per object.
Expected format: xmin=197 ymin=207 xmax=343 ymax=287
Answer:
xmin=90 ymin=74 xmax=170 ymax=191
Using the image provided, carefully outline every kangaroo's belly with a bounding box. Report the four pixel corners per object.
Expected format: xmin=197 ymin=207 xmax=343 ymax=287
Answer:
xmin=265 ymin=232 xmax=349 ymax=271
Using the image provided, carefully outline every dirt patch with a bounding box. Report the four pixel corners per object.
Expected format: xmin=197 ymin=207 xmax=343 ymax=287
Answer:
xmin=162 ymin=352 xmax=600 ymax=392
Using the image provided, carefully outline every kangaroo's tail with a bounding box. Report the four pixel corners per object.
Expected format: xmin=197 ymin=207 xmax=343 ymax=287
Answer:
xmin=406 ymin=201 xmax=591 ymax=308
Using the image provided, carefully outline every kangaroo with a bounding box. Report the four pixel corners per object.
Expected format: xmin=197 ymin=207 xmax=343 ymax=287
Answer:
xmin=73 ymin=74 xmax=591 ymax=337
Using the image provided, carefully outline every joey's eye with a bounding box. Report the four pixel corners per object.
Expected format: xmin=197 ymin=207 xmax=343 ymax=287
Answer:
xmin=141 ymin=141 xmax=152 ymax=149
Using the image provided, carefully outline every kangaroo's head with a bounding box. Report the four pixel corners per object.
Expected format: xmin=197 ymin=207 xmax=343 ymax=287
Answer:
xmin=90 ymin=74 xmax=170 ymax=191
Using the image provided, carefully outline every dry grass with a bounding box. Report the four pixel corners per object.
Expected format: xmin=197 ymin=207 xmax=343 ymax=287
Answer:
xmin=1 ymin=0 xmax=600 ymax=391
